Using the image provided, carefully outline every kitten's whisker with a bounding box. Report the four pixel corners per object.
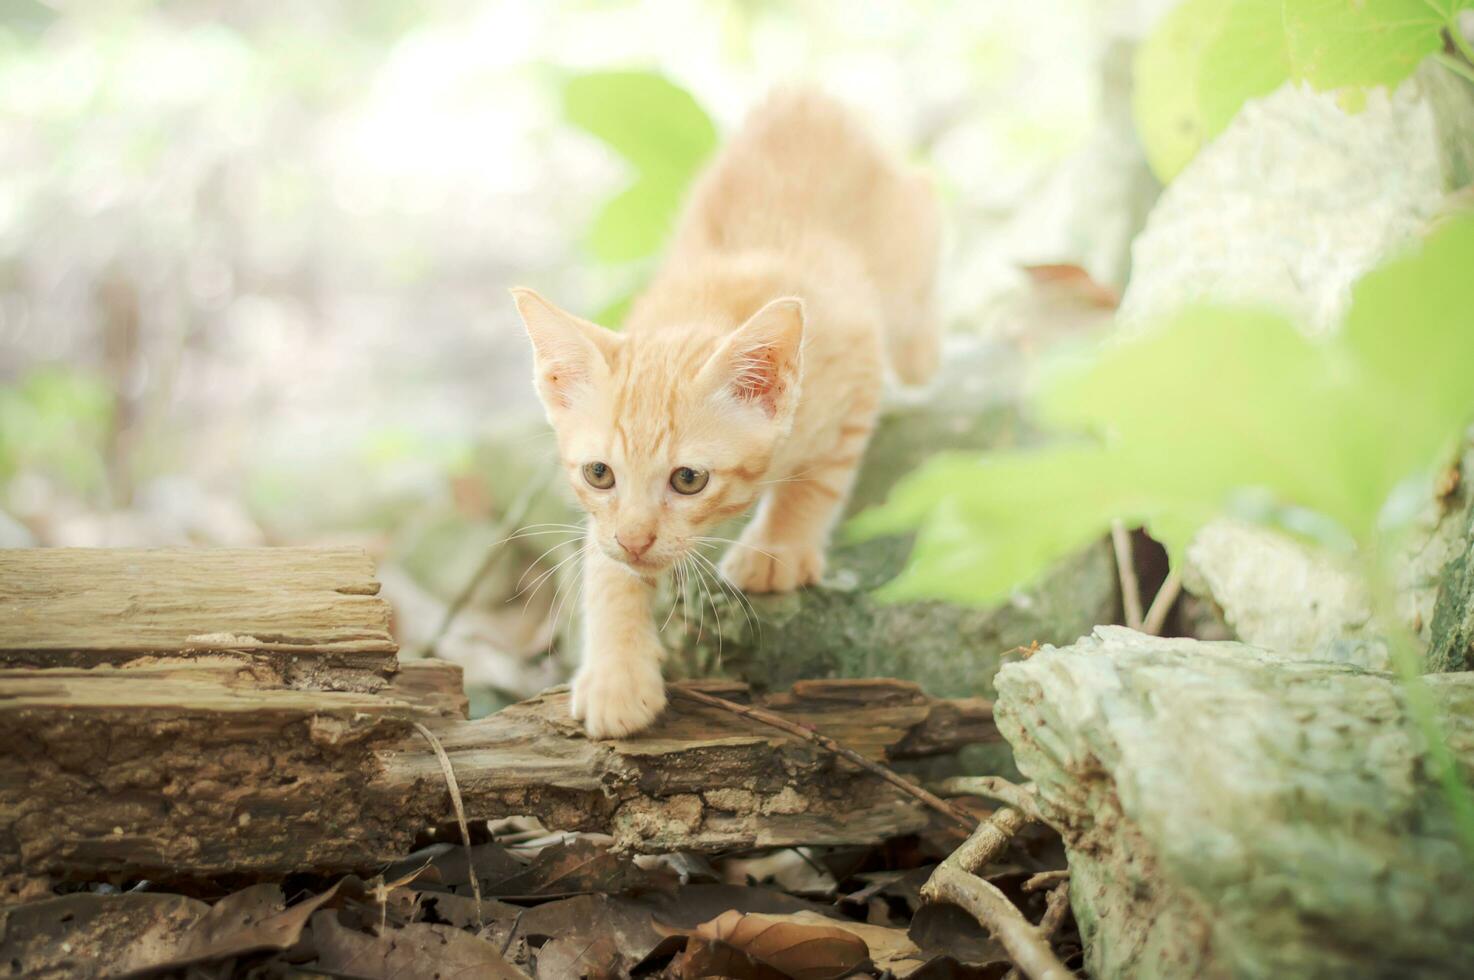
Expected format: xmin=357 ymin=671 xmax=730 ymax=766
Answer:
xmin=659 ymin=561 xmax=682 ymax=634
xmin=515 ymin=536 xmax=585 ymax=592
xmin=693 ymin=536 xmax=785 ymax=565
xmin=513 ymin=541 xmax=586 ymax=604
xmin=757 ymin=464 xmax=823 ymax=487
xmin=689 ymin=553 xmax=721 ymax=662
xmin=689 ymin=547 xmax=759 ymax=646
xmin=545 ymin=544 xmax=590 ymax=651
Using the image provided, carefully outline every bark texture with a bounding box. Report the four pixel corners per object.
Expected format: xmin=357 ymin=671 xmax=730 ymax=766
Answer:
xmin=2 ymin=665 xmax=996 ymax=882
xmin=993 ymin=626 xmax=1474 ymax=979
xmin=0 ymin=548 xmax=396 ymax=688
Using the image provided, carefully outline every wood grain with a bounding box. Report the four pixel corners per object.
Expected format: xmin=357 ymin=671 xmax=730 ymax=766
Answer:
xmin=0 ymin=548 xmax=396 ymax=682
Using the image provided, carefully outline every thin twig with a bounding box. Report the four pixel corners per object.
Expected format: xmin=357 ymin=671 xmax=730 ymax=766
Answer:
xmin=1038 ymin=881 xmax=1071 ymax=936
xmin=1110 ymin=520 xmax=1143 ymax=630
xmin=669 ymin=686 xmax=977 ymax=830
xmin=948 ymin=805 xmax=1032 ymax=874
xmin=1022 ymin=869 xmax=1070 ymax=893
xmin=412 ymin=721 xmax=484 ymax=930
xmin=1004 ymin=881 xmax=1072 ymax=980
xmin=1142 ymin=567 xmax=1182 ymax=636
xmin=923 ymin=808 xmax=1070 ymax=980
xmin=419 ymin=463 xmax=558 ymax=658
xmin=940 ymin=776 xmax=1046 ymax=824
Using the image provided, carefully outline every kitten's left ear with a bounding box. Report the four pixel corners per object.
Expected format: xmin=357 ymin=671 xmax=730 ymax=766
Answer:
xmin=700 ymin=297 xmax=805 ymax=422
xmin=510 ymin=288 xmax=621 ymax=413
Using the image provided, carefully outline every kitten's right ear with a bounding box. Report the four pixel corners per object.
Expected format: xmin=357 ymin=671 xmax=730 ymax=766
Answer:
xmin=510 ymin=288 xmax=620 ymax=412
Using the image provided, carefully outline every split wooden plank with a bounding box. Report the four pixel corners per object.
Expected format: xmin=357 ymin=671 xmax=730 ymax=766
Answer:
xmin=2 ymin=674 xmax=996 ymax=882
xmin=0 ymin=548 xmax=396 ymax=685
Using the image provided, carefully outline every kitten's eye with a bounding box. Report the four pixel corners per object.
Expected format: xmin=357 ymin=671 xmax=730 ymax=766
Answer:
xmin=582 ymin=462 xmax=615 ymax=489
xmin=670 ymin=466 xmax=709 ymax=495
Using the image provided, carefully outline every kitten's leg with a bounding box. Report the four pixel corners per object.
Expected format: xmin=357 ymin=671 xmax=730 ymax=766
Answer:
xmin=721 ymin=411 xmax=878 ymax=594
xmin=570 ymin=547 xmax=666 ymax=738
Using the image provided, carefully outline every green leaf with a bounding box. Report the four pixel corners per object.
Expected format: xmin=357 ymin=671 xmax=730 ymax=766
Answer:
xmin=1133 ymin=0 xmax=1289 ymax=182
xmin=1283 ymin=0 xmax=1474 ymax=92
xmin=1133 ymin=0 xmax=1472 ymax=182
xmin=852 ymin=213 xmax=1474 ymax=606
xmin=1132 ymin=0 xmax=1233 ymax=182
xmin=563 ymin=71 xmax=717 ymax=265
xmin=588 ymin=177 xmax=678 ymax=263
xmin=563 ymin=71 xmax=717 ymax=178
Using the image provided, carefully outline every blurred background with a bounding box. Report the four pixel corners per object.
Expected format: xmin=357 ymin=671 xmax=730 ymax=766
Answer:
xmin=0 ymin=0 xmax=1174 ymax=708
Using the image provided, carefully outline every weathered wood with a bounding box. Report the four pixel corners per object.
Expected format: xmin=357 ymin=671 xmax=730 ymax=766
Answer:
xmin=0 ymin=548 xmax=397 ymax=687
xmin=2 ymin=674 xmax=997 ymax=882
xmin=993 ymin=626 xmax=1474 ymax=980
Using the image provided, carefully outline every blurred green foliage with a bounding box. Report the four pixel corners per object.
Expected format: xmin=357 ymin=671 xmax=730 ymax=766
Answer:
xmin=1134 ymin=0 xmax=1474 ymax=181
xmin=564 ymin=70 xmax=716 ymax=264
xmin=850 ymin=213 xmax=1474 ymax=605
xmin=563 ymin=70 xmax=717 ymax=323
xmin=0 ymin=368 xmax=114 ymax=493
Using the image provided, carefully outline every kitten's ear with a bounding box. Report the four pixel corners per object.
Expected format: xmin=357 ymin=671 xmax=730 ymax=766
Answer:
xmin=701 ymin=297 xmax=805 ymax=421
xmin=510 ymin=288 xmax=620 ymax=412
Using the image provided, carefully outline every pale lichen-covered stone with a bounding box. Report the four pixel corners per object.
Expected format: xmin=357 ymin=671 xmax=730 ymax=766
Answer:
xmin=1119 ymin=62 xmax=1474 ymax=336
xmin=994 ymin=626 xmax=1474 ymax=979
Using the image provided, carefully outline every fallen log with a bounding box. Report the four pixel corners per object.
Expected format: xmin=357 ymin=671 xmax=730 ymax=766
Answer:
xmin=1 ymin=547 xmax=997 ymax=886
xmin=0 ymin=548 xmax=396 ymax=690
xmin=3 ymin=667 xmax=995 ymax=883
xmin=993 ymin=626 xmax=1474 ymax=979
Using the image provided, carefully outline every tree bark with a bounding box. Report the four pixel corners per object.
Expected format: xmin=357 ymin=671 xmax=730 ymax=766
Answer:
xmin=2 ymin=666 xmax=996 ymax=883
xmin=993 ymin=626 xmax=1474 ymax=979
xmin=0 ymin=548 xmax=396 ymax=689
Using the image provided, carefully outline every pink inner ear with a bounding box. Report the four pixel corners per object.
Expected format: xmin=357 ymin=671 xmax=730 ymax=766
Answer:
xmin=730 ymin=344 xmax=788 ymax=416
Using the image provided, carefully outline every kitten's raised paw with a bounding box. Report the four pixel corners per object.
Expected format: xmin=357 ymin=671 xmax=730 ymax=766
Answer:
xmin=720 ymin=541 xmax=825 ymax=593
xmin=569 ymin=655 xmax=667 ymax=738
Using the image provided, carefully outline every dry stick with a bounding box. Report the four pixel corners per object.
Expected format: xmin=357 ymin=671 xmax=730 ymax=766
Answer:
xmin=669 ymin=686 xmax=978 ymax=830
xmin=1022 ymin=869 xmax=1070 ymax=893
xmin=419 ymin=464 xmax=556 ymax=658
xmin=923 ymin=808 xmax=1071 ymax=980
xmin=412 ymin=721 xmax=485 ymax=930
xmin=940 ymin=776 xmax=1046 ymax=823
xmin=1142 ymin=567 xmax=1183 ymax=636
xmin=1003 ymin=882 xmax=1072 ymax=980
xmin=1110 ymin=520 xmax=1144 ymax=630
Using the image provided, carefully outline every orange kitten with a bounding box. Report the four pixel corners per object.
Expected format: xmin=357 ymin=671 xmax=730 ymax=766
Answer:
xmin=512 ymin=89 xmax=940 ymax=737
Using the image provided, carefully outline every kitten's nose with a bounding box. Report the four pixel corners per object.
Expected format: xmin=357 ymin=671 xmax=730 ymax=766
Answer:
xmin=617 ymin=531 xmax=656 ymax=560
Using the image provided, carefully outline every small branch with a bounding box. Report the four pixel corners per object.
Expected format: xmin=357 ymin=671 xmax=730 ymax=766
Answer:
xmin=1004 ymin=882 xmax=1072 ymax=980
xmin=1022 ymin=869 xmax=1070 ymax=894
xmin=1038 ymin=881 xmax=1071 ymax=936
xmin=923 ymin=809 xmax=1070 ymax=980
xmin=1142 ymin=567 xmax=1182 ymax=636
xmin=951 ymin=806 xmax=1032 ymax=875
xmin=420 ymin=464 xmax=556 ymax=658
xmin=940 ymin=776 xmax=1046 ymax=824
xmin=670 ymin=686 xmax=977 ymax=830
xmin=1110 ymin=520 xmax=1144 ymax=630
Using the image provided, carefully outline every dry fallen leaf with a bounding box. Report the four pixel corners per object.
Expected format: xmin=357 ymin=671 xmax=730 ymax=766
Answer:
xmin=0 ymin=881 xmax=341 ymax=979
xmin=664 ymin=909 xmax=870 ymax=980
xmin=309 ymin=909 xmax=529 ymax=980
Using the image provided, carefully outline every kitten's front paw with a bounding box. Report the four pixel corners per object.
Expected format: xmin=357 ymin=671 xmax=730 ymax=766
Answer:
xmin=569 ymin=654 xmax=667 ymax=739
xmin=720 ymin=541 xmax=825 ymax=593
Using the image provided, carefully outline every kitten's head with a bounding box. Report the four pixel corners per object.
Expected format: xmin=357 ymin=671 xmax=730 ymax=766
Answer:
xmin=511 ymin=288 xmax=804 ymax=574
